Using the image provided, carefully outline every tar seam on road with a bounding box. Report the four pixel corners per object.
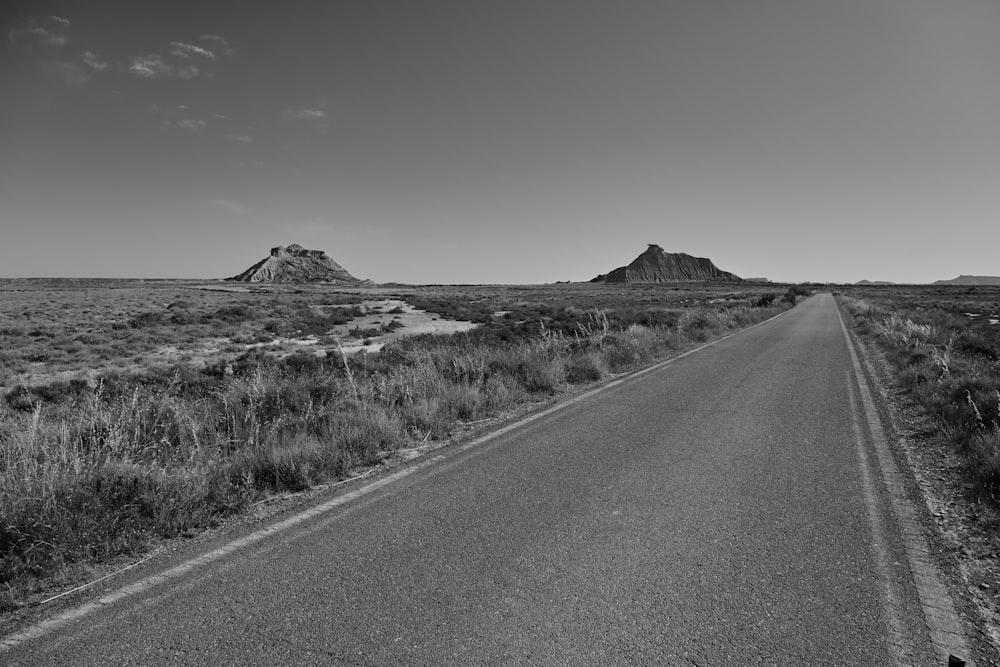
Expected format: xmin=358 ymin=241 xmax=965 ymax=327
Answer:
xmin=836 ymin=302 xmax=974 ymax=666
xmin=1 ymin=308 xmax=789 ymax=654
xmin=845 ymin=377 xmax=913 ymax=666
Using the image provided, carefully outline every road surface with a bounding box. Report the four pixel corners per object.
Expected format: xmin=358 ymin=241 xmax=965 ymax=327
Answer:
xmin=2 ymin=294 xmax=970 ymax=664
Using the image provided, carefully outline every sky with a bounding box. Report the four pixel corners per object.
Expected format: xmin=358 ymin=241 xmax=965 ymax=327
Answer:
xmin=2 ymin=0 xmax=999 ymax=284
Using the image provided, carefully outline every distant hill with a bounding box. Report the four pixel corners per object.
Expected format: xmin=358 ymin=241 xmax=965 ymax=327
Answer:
xmin=854 ymin=280 xmax=896 ymax=286
xmin=591 ymin=244 xmax=741 ymax=283
xmin=932 ymin=275 xmax=1000 ymax=286
xmin=228 ymin=244 xmax=371 ymax=283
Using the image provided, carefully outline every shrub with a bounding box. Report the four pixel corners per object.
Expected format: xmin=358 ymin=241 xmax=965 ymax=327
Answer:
xmin=968 ymin=427 xmax=1000 ymax=490
xmin=231 ymin=434 xmax=325 ymax=492
xmin=440 ymin=383 xmax=481 ymax=421
xmin=678 ymin=310 xmax=726 ymax=342
xmin=752 ymin=293 xmax=777 ymax=308
xmin=479 ymin=375 xmax=525 ymax=413
xmin=487 ymin=353 xmax=560 ymax=394
xmin=129 ymin=311 xmax=166 ymax=328
xmin=283 ymin=350 xmax=325 ymax=374
xmin=31 ymin=379 xmax=90 ymax=404
xmin=349 ymin=326 xmax=382 ymax=340
xmin=4 ymin=385 xmax=36 ymax=412
xmin=516 ymin=358 xmax=561 ymax=393
xmin=3 ymin=379 xmax=90 ymax=410
xmin=564 ymin=353 xmax=605 ymax=384
xmin=210 ymin=305 xmax=255 ymax=322
xmin=383 ymin=320 xmax=405 ymax=333
xmin=956 ymin=333 xmax=998 ymax=361
xmin=231 ymin=349 xmax=277 ymax=376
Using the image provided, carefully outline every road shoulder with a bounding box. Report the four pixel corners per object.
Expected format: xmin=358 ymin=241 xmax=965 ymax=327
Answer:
xmin=840 ymin=298 xmax=1000 ymax=665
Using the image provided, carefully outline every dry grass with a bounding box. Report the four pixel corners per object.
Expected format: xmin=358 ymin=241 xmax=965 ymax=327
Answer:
xmin=0 ymin=279 xmax=794 ymax=611
xmin=840 ymin=285 xmax=1000 ymax=496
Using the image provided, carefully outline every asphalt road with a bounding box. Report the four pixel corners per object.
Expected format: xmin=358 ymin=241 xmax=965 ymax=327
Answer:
xmin=4 ymin=294 xmax=955 ymax=665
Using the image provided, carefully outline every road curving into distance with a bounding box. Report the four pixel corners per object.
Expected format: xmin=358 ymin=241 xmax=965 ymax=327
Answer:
xmin=2 ymin=294 xmax=975 ymax=665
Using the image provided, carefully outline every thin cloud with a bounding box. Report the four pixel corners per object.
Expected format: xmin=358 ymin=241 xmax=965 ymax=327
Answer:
xmin=8 ymin=15 xmax=73 ymax=48
xmin=129 ymin=54 xmax=199 ymax=79
xmin=173 ymin=119 xmax=208 ymax=132
xmin=9 ymin=26 xmax=66 ymax=48
xmin=282 ymin=109 xmax=327 ymax=121
xmin=226 ymin=134 xmax=253 ymax=144
xmin=170 ymin=41 xmax=215 ymax=59
xmin=200 ymin=34 xmax=234 ymax=56
xmin=210 ymin=199 xmax=250 ymax=215
xmin=128 ymin=55 xmax=167 ymax=77
xmin=82 ymin=51 xmax=108 ymax=70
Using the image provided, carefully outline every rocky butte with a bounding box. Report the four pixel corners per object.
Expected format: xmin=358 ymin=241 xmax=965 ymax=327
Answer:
xmin=228 ymin=244 xmax=371 ymax=284
xmin=591 ymin=244 xmax=742 ymax=283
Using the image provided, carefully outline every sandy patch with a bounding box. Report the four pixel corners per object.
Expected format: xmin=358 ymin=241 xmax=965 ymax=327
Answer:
xmin=189 ymin=284 xmax=251 ymax=293
xmin=245 ymin=337 xmax=320 ymax=350
xmin=329 ymin=299 xmax=477 ymax=354
xmin=9 ymin=300 xmax=479 ymax=389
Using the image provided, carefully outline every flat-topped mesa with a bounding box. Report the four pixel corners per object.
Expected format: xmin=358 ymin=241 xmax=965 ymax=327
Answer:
xmin=228 ymin=244 xmax=369 ymax=283
xmin=272 ymin=244 xmax=325 ymax=259
xmin=932 ymin=275 xmax=1000 ymax=286
xmin=591 ymin=244 xmax=742 ymax=283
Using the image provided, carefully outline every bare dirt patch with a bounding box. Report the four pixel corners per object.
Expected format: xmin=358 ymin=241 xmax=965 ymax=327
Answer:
xmin=326 ymin=299 xmax=477 ymax=354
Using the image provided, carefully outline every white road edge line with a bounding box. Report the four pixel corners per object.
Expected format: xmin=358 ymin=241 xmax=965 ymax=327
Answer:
xmin=1 ymin=306 xmax=789 ymax=653
xmin=836 ymin=299 xmax=974 ymax=666
xmin=1 ymin=457 xmax=446 ymax=652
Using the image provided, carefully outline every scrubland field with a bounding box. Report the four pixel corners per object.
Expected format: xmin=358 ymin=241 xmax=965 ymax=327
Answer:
xmin=0 ymin=279 xmax=798 ymax=611
xmin=839 ymin=285 xmax=1000 ymax=494
xmin=839 ymin=284 xmax=1000 ymax=638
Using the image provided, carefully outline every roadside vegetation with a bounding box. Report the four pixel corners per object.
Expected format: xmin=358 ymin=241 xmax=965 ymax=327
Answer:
xmin=0 ymin=280 xmax=796 ymax=611
xmin=839 ymin=286 xmax=1000 ymax=497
